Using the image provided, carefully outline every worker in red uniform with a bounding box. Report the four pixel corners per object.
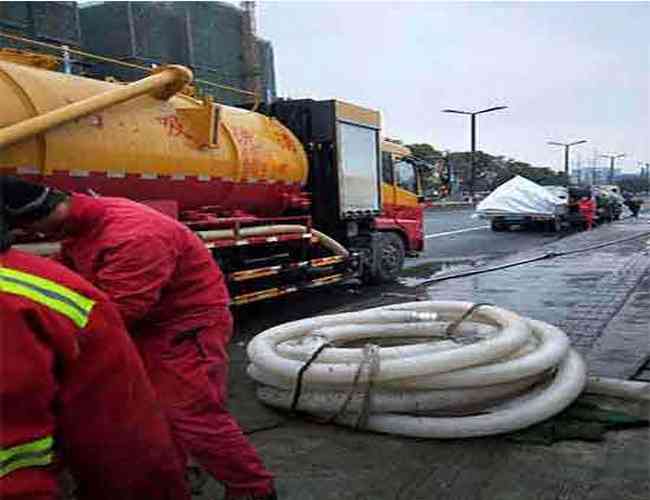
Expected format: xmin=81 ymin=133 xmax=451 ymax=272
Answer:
xmin=0 ymin=182 xmax=190 ymax=499
xmin=578 ymin=196 xmax=595 ymax=230
xmin=3 ymin=177 xmax=276 ymax=500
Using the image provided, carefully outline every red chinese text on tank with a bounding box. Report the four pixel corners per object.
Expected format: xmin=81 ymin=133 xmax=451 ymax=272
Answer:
xmin=231 ymin=127 xmax=265 ymax=179
xmin=156 ymin=115 xmax=193 ymax=141
xmin=270 ymin=127 xmax=298 ymax=154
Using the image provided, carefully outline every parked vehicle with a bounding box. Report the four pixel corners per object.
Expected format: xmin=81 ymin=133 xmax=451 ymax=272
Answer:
xmin=593 ymin=186 xmax=623 ymax=223
xmin=624 ymin=195 xmax=643 ymax=218
xmin=478 ymin=178 xmax=630 ymax=234
xmin=476 ymin=176 xmax=567 ymax=232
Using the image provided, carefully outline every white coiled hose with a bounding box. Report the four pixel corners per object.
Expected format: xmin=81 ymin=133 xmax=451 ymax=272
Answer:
xmin=247 ymin=301 xmax=589 ymax=438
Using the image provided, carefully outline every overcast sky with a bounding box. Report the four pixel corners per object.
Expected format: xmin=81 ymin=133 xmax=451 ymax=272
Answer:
xmin=257 ymin=1 xmax=649 ymax=173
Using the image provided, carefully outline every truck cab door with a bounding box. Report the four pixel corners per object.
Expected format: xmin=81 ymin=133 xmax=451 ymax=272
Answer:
xmin=381 ymin=151 xmax=397 ymax=209
xmin=382 ymin=158 xmax=424 ymax=252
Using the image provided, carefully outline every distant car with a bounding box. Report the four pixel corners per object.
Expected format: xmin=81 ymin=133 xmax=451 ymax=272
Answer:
xmin=597 ymin=185 xmax=621 ymax=196
xmin=477 ymin=177 xmax=568 ymax=233
xmin=624 ymin=196 xmax=643 ymax=217
xmin=593 ymin=187 xmax=623 ymax=222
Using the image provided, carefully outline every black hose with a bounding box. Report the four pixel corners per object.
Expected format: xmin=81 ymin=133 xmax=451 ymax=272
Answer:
xmin=289 ymin=342 xmax=331 ymax=414
xmin=418 ymin=228 xmax=650 ymax=287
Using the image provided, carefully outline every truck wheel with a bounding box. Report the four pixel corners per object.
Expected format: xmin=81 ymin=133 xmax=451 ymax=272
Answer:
xmin=491 ymin=221 xmax=506 ymax=232
xmin=367 ymin=232 xmax=405 ymax=284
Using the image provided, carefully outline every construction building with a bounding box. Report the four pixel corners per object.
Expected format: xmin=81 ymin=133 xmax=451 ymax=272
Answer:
xmin=0 ymin=1 xmax=276 ymax=106
xmin=0 ymin=2 xmax=82 ymax=61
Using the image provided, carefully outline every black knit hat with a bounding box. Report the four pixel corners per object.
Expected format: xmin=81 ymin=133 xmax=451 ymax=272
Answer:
xmin=0 ymin=175 xmax=66 ymax=228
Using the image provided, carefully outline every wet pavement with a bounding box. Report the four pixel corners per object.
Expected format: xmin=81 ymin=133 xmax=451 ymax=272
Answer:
xmin=588 ymin=267 xmax=650 ymax=379
xmin=193 ymin=214 xmax=650 ymax=500
xmin=413 ymin=208 xmax=571 ymax=263
xmin=418 ymin=216 xmax=650 ymax=374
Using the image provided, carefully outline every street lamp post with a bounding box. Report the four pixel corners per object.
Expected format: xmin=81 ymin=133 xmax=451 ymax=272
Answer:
xmin=547 ymin=140 xmax=588 ymax=186
xmin=442 ymin=105 xmax=507 ymax=199
xmin=600 ymin=153 xmax=625 ymax=183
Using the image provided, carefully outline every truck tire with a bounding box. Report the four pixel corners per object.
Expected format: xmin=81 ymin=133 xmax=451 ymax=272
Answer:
xmin=367 ymin=232 xmax=405 ymax=284
xmin=491 ymin=220 xmax=507 ymax=232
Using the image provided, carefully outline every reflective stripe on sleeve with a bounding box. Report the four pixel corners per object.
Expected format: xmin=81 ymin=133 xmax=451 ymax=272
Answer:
xmin=0 ymin=436 xmax=54 ymax=477
xmin=0 ymin=267 xmax=95 ymax=328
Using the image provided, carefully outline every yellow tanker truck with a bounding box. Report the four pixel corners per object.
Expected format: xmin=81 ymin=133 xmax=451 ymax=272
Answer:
xmin=0 ymin=49 xmax=426 ymax=305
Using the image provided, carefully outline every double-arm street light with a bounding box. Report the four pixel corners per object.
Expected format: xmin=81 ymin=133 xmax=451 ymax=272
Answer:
xmin=442 ymin=105 xmax=508 ymax=198
xmin=547 ymin=139 xmax=588 ymax=186
xmin=600 ymin=153 xmax=625 ymax=183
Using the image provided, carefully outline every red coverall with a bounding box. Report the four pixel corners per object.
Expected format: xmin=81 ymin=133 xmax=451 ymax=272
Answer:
xmin=0 ymin=248 xmax=189 ymax=500
xmin=59 ymin=194 xmax=274 ymax=498
xmin=578 ymin=198 xmax=595 ymax=230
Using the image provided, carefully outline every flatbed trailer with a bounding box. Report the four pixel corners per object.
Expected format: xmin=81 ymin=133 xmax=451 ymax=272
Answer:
xmin=484 ymin=211 xmax=566 ymax=232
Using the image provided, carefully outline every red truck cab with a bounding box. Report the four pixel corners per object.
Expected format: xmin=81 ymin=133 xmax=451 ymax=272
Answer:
xmin=378 ymin=141 xmax=425 ymax=255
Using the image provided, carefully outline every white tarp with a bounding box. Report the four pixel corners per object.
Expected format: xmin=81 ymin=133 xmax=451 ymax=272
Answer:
xmin=543 ymin=186 xmax=568 ymax=201
xmin=476 ymin=176 xmax=567 ymax=217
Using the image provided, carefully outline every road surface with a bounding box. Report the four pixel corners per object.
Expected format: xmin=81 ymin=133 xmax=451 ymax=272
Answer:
xmin=223 ymin=209 xmax=650 ymax=500
xmin=412 ymin=208 xmax=568 ymax=265
xmin=235 ymin=208 xmax=576 ymax=332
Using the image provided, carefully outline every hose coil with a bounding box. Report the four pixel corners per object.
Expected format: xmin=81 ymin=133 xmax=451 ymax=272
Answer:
xmin=247 ymin=301 xmax=588 ymax=438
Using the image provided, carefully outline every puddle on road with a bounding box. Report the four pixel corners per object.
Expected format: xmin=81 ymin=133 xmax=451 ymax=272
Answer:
xmin=398 ymin=258 xmax=488 ymax=287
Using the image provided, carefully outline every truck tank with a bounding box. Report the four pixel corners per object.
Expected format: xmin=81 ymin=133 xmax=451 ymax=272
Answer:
xmin=0 ymin=52 xmax=422 ymax=302
xmin=0 ymin=58 xmax=309 ymax=217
